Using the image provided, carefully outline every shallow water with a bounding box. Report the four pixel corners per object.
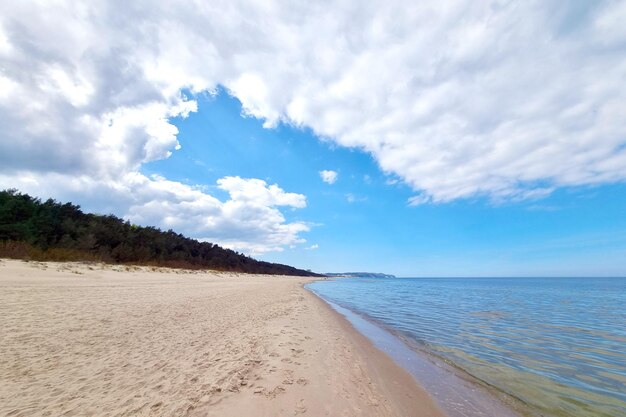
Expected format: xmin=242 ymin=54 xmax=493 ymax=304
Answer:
xmin=307 ymin=277 xmax=626 ymax=417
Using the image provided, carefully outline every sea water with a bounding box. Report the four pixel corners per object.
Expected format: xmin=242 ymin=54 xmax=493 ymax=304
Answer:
xmin=306 ymin=277 xmax=626 ymax=417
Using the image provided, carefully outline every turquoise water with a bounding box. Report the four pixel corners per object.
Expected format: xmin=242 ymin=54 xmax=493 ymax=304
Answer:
xmin=307 ymin=277 xmax=626 ymax=417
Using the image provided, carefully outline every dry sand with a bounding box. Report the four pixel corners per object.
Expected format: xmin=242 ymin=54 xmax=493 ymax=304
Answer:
xmin=0 ymin=259 xmax=446 ymax=417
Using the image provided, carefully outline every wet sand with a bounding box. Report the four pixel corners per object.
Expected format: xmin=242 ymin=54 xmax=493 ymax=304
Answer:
xmin=319 ymin=300 xmax=525 ymax=417
xmin=0 ymin=259 xmax=445 ymax=417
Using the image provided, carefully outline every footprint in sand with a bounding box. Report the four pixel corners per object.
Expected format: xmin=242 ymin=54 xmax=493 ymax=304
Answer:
xmin=290 ymin=348 xmax=304 ymax=356
xmin=267 ymin=385 xmax=286 ymax=398
xmin=294 ymin=399 xmax=307 ymax=415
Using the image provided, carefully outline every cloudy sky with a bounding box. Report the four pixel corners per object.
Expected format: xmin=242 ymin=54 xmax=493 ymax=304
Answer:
xmin=1 ymin=0 xmax=626 ymax=276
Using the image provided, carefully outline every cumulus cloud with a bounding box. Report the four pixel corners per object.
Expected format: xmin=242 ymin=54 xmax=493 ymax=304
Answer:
xmin=0 ymin=0 xmax=313 ymax=253
xmin=0 ymin=0 xmax=625 ymax=242
xmin=319 ymin=170 xmax=338 ymax=185
xmin=0 ymin=171 xmax=309 ymax=254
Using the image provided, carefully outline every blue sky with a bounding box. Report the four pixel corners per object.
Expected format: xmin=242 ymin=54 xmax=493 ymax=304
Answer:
xmin=2 ymin=1 xmax=626 ymax=276
xmin=141 ymin=92 xmax=626 ymax=276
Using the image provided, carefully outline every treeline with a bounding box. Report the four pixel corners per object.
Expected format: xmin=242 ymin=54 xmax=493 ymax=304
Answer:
xmin=0 ymin=189 xmax=320 ymax=276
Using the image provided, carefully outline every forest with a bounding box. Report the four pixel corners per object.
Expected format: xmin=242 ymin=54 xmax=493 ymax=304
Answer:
xmin=0 ymin=189 xmax=321 ymax=276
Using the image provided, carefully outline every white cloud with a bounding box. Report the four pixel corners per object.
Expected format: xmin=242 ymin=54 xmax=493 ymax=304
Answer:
xmin=305 ymin=244 xmax=319 ymax=250
xmin=346 ymin=193 xmax=367 ymax=203
xmin=217 ymin=176 xmax=306 ymax=208
xmin=319 ymin=170 xmax=338 ymax=185
xmin=0 ymin=0 xmax=624 ymax=240
xmin=0 ymin=171 xmax=309 ymax=254
xmin=408 ymin=194 xmax=431 ymax=206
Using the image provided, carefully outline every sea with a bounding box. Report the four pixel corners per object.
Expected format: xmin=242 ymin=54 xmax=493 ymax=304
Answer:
xmin=306 ymin=277 xmax=626 ymax=417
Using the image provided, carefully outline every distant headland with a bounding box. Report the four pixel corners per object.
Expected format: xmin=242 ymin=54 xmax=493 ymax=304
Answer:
xmin=325 ymin=272 xmax=396 ymax=279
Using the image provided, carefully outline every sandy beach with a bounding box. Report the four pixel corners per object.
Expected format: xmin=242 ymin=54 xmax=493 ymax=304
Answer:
xmin=0 ymin=259 xmax=445 ymax=417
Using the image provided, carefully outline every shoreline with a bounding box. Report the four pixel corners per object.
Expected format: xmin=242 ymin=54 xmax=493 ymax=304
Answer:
xmin=0 ymin=259 xmax=446 ymax=416
xmin=306 ymin=286 xmax=527 ymax=417
xmin=301 ymin=282 xmax=448 ymax=417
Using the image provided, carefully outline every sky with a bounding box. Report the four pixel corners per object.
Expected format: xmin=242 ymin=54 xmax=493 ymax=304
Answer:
xmin=1 ymin=1 xmax=626 ymax=276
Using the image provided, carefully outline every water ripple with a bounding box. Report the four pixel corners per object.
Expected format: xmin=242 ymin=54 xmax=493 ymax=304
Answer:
xmin=308 ymin=277 xmax=626 ymax=417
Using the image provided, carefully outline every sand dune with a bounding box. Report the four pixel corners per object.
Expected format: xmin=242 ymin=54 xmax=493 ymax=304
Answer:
xmin=0 ymin=259 xmax=444 ymax=417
